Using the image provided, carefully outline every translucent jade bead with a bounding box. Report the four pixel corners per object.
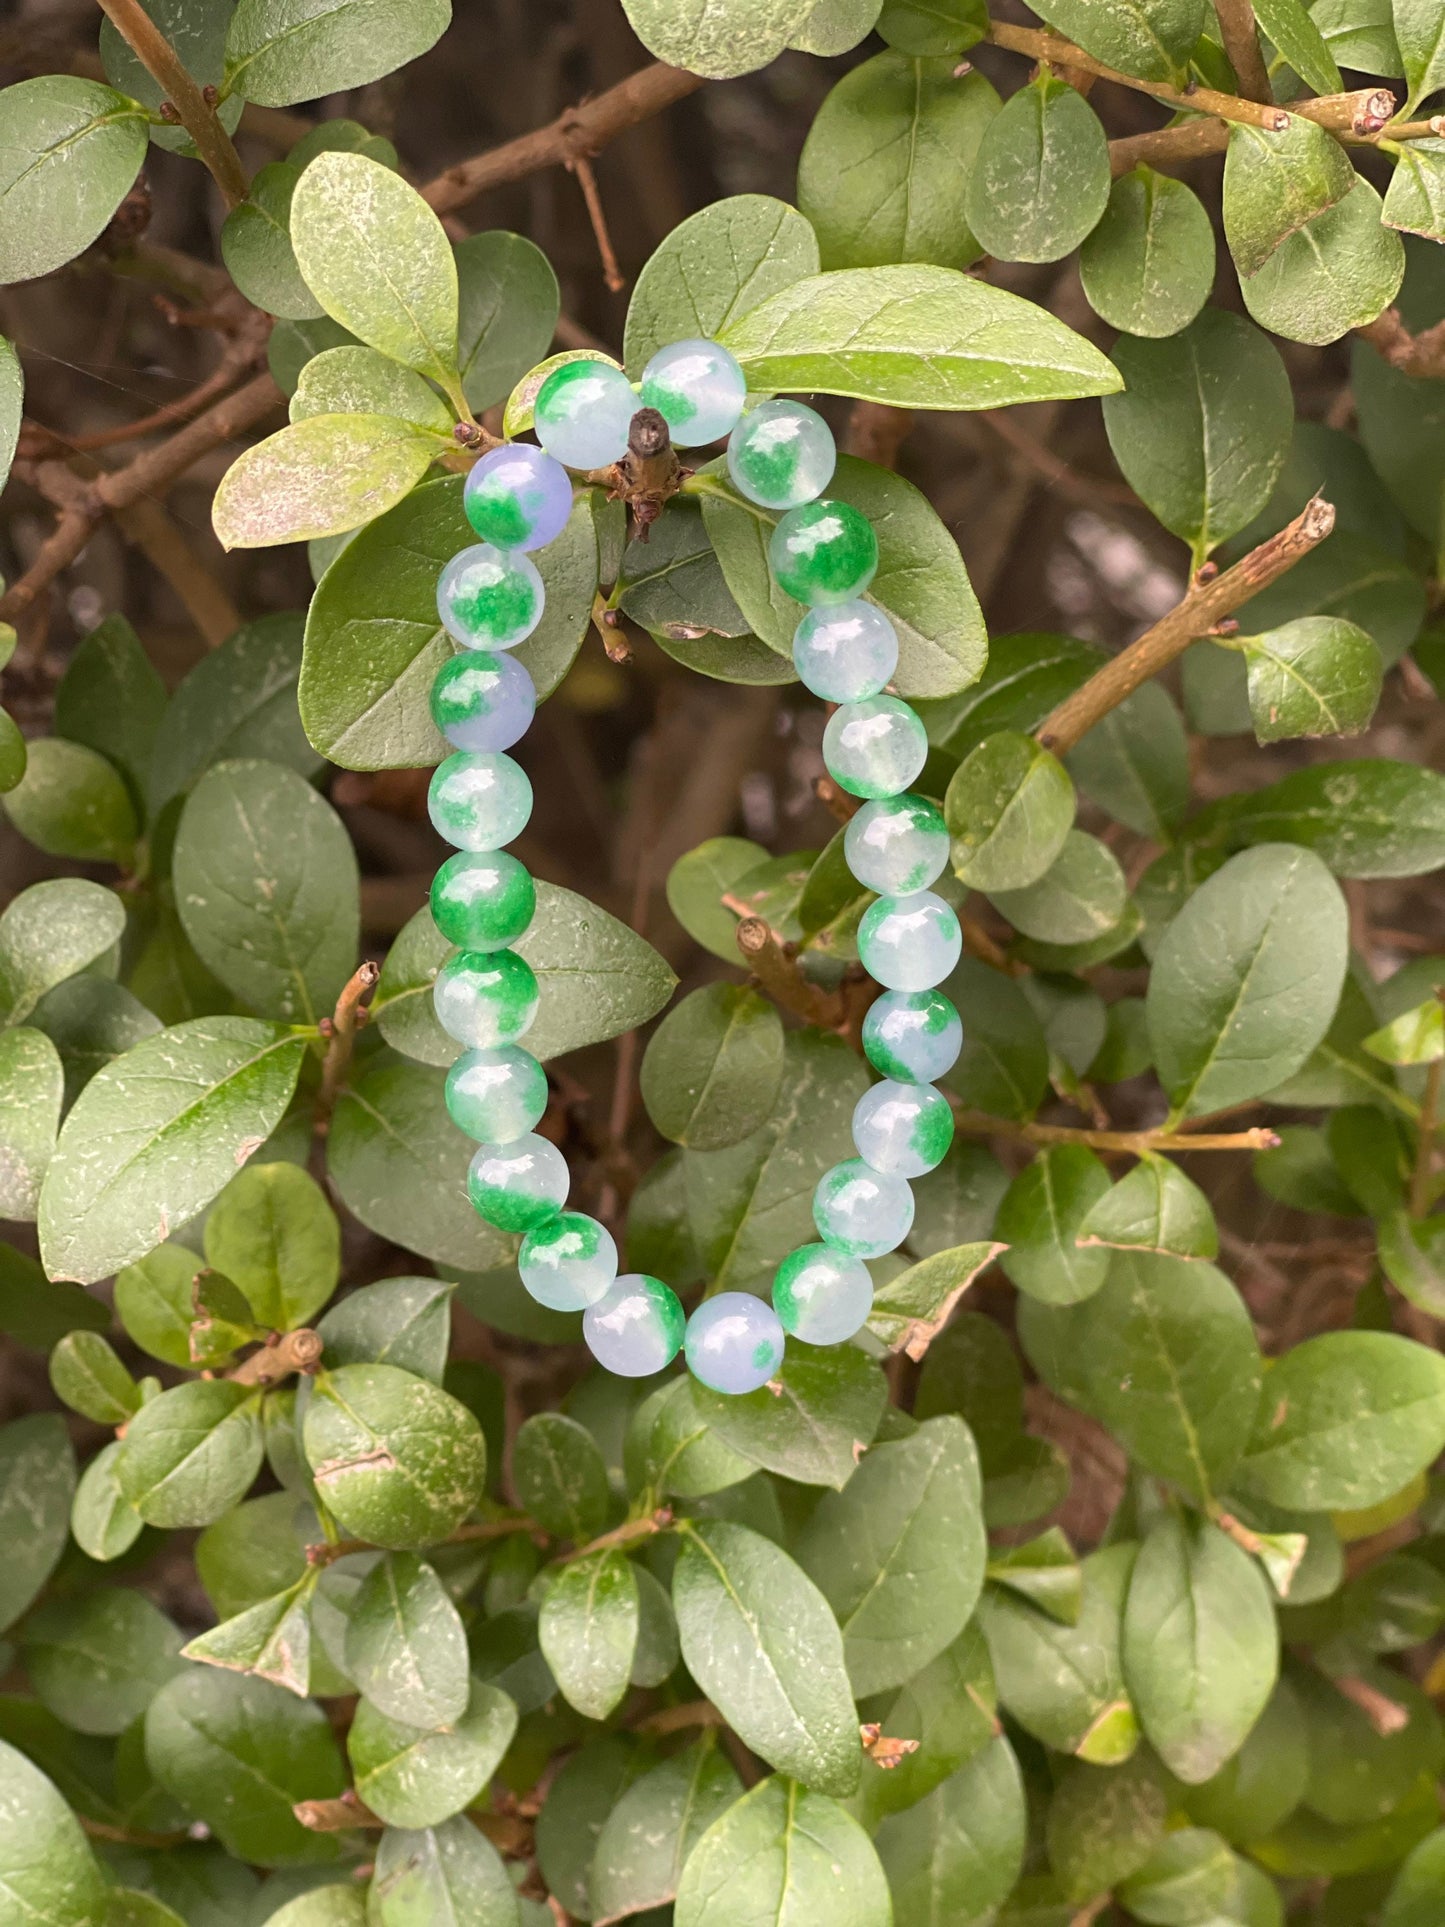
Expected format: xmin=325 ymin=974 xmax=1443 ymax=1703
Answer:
xmin=640 ymin=338 xmax=746 ymax=447
xmin=583 ymin=1273 xmax=686 ymax=1377
xmin=685 ymin=1293 xmax=785 ymax=1396
xmin=430 ymin=650 xmax=536 ymax=753
xmin=467 ymin=1134 xmax=569 ymax=1234
xmin=769 ymin=499 xmax=878 ymax=607
xmin=793 ymin=600 xmax=897 ymax=703
xmin=428 ymin=752 xmax=532 ymax=852
xmin=534 ymin=359 xmax=636 ymax=469
xmin=863 ymin=989 xmax=963 ymax=1085
xmin=463 ymin=443 xmax=573 ymax=552
xmin=437 ymin=544 xmax=544 ymax=650
xmin=813 ymin=1158 xmax=914 ymax=1259
xmin=823 ymin=696 xmax=927 ymax=800
xmin=430 ymin=851 xmax=535 ymax=951
xmin=772 ymin=1244 xmax=873 ymax=1346
xmin=852 ymin=1079 xmax=955 ymax=1178
xmin=519 ymin=1211 xmax=618 ymax=1311
xmin=845 ymin=793 xmax=948 ymax=895
xmin=857 ymin=891 xmax=962 ymax=992
xmin=727 ymin=399 xmax=836 ymax=510
xmin=445 ymin=1045 xmax=547 ymax=1143
xmin=433 ymin=949 xmax=538 ymax=1049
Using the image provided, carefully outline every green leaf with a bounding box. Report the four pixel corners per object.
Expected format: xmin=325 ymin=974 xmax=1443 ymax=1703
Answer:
xmin=719 ymin=263 xmax=1123 ymax=409
xmin=223 ymin=0 xmax=451 ymax=108
xmin=3 ymin=737 xmax=138 ymax=865
xmin=1366 ymin=998 xmax=1445 ymax=1065
xmin=1147 ymin=844 xmax=1348 ymax=1119
xmin=0 ymin=880 xmax=124 ymax=1030
xmin=38 ymin=1017 xmax=307 ymax=1286
xmin=318 ymin=1274 xmax=453 ymax=1383
xmin=1396 ymin=0 xmax=1445 ymax=112
xmin=144 ymin=1668 xmax=345 ymax=1866
xmin=0 ymin=77 xmax=147 ymax=283
xmin=965 ymin=75 xmax=1111 ymax=265
xmin=345 ymin=1552 xmax=469 ymax=1726
xmin=796 ymin=1415 xmax=985 ymax=1696
xmin=302 ymin=1362 xmax=487 ymax=1550
xmin=620 ymin=0 xmax=816 ymax=76
xmin=1078 ymin=1153 xmax=1218 ymax=1261
xmin=349 ymin=1675 xmax=516 ymax=1830
xmin=0 ymin=1415 xmax=75 ymax=1633
xmin=675 ymin=1774 xmax=891 ymax=1925
xmin=1385 ymin=1827 xmax=1445 ymax=1927
xmin=540 ymin=1551 xmax=640 ymax=1721
xmin=369 ymin=1815 xmax=519 ymax=1925
xmin=865 ymin=1239 xmax=1003 ymax=1358
xmin=994 ymin=1144 xmax=1112 ymax=1305
xmin=455 ymin=229 xmax=560 ymax=412
xmin=214 ymin=411 xmax=446 ymax=549
xmin=1293 ymin=1661 xmax=1441 ymax=1826
xmin=33 ymin=974 xmax=161 ymax=1112
xmin=875 ymin=1735 xmax=1027 ymax=1927
xmin=1234 ymin=615 xmax=1382 ymax=743
xmin=980 ymin=1544 xmax=1138 ymax=1759
xmin=876 ymin=0 xmax=986 ymax=53
xmin=1234 ymin=1331 xmax=1445 ymax=1509
xmin=0 ymin=1026 xmax=61 ymax=1220
xmin=0 ymin=334 xmax=18 ymax=493
xmin=1239 ymin=177 xmax=1405 ymax=347
xmin=535 ymin=1734 xmax=642 ymax=1917
xmin=290 ymin=349 xmax=454 ymax=432
xmin=799 ymin=55 xmax=998 ymax=272
xmin=945 ymin=730 xmax=1075 ymax=893
xmin=852 ymin=1629 xmax=998 ymax=1828
xmin=0 ymin=1737 xmax=107 ymax=1924
xmin=1102 ymin=311 xmax=1293 ymax=561
xmin=70 ymin=1441 xmax=143 ymax=1564
xmin=591 ymin=1738 xmax=742 ymax=1924
xmin=618 ymin=503 xmax=752 ymax=647
xmin=98 ymin=0 xmax=237 ymax=158
xmin=988 ymin=831 xmax=1127 ymax=946
xmin=118 ymin=1380 xmax=264 ymax=1528
xmin=1027 ymin=0 xmax=1203 ymax=80
xmin=1191 ymin=758 xmax=1445 ymax=878
xmin=54 ymin=615 xmax=166 ymax=815
xmin=625 ymin=1376 xmax=758 ymax=1500
xmin=792 ymin=0 xmax=885 ymax=51
xmin=1046 ymin=1755 xmax=1168 ymax=1903
xmin=641 ymin=983 xmax=783 ymax=1151
xmin=204 ymin=1162 xmax=340 ymax=1331
xmin=514 ymin=1414 xmax=610 ymax=1542
xmin=49 ymin=1330 xmax=139 ymax=1425
xmin=939 ymin=957 xmax=1049 ymax=1121
xmin=300 ymin=477 xmax=600 ymax=768
xmin=0 ymin=1240 xmax=107 ymax=1352
xmin=1254 ymin=0 xmax=1344 ymax=90
xmin=221 ymin=162 xmax=323 ymax=321
xmin=182 ymin=1573 xmax=317 ymax=1697
xmin=23 ymin=1588 xmax=183 ymax=1737
xmin=988 ymin=1528 xmax=1082 ymax=1623
xmin=1224 ymin=117 xmax=1356 ymax=280
xmin=1079 ymin=167 xmax=1215 ymax=338
xmin=1123 ymin=1514 xmax=1278 ymax=1785
xmin=259 ymin=1888 xmax=366 ymax=1927
xmin=1384 ymin=138 xmax=1445 ymax=242
xmin=674 ymin=1521 xmax=862 ymax=1796
xmin=693 ymin=1341 xmax=887 ymax=1491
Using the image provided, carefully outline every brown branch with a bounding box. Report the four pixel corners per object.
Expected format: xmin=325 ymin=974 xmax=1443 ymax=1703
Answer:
xmin=952 ymin=1108 xmax=1280 ymax=1154
xmin=1212 ymin=0 xmax=1273 ymax=102
xmin=80 ymin=1816 xmax=188 ymax=1849
xmin=1107 ymin=88 xmax=1397 ymax=173
xmin=295 ymin=1792 xmax=384 ymax=1834
xmin=635 ymin=1700 xmax=728 ymax=1737
xmin=95 ymin=0 xmax=249 ymax=207
xmin=569 ymin=156 xmax=626 ymax=293
xmin=226 ymin=1327 xmax=324 ymax=1387
xmin=979 ymin=409 xmax=1139 ymax=507
xmin=314 ymin=961 xmax=381 ymax=1136
xmin=734 ymin=916 xmax=851 ymax=1031
xmin=556 ymin=1506 xmax=673 ymax=1563
xmin=1333 ymin=1672 xmax=1410 ymax=1737
xmin=988 ymin=19 xmax=1291 ymax=129
xmin=1357 ymin=309 xmax=1445 ymax=379
xmin=113 ymin=494 xmax=241 ymax=647
xmin=1036 ymin=494 xmax=1336 ymax=756
xmin=1411 ymin=1056 xmax=1443 ymax=1219
xmin=843 ymin=402 xmax=914 ymax=470
xmin=307 ymin=1515 xmax=539 ymax=1568
xmin=61 ymin=327 xmax=262 ymax=452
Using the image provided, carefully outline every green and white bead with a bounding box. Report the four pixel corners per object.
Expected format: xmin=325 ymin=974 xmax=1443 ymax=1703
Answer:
xmin=857 ymin=891 xmax=962 ymax=992
xmin=583 ymin=1273 xmax=686 ymax=1377
xmin=813 ymin=1157 xmax=914 ymax=1259
xmin=519 ymin=1211 xmax=618 ymax=1311
xmin=640 ymin=338 xmax=746 ymax=447
xmin=769 ymin=498 xmax=879 ymax=606
xmin=727 ymin=399 xmax=836 ymax=510
xmin=863 ymin=989 xmax=963 ymax=1084
xmin=433 ymin=949 xmax=539 ymax=1049
xmin=430 ymin=650 xmax=536 ymax=754
xmin=773 ymin=1243 xmax=873 ymax=1345
xmin=467 ymin=1134 xmax=569 ymax=1233
xmin=430 ymin=850 xmax=535 ymax=951
xmin=823 ymin=696 xmax=928 ymax=800
xmin=428 ymin=752 xmax=533 ymax=852
xmin=437 ymin=544 xmax=544 ymax=650
xmin=534 ymin=359 xmax=636 ymax=469
xmin=845 ymin=793 xmax=949 ymax=896
xmin=852 ymin=1078 xmax=954 ymax=1178
xmin=445 ymin=1045 xmax=547 ymax=1143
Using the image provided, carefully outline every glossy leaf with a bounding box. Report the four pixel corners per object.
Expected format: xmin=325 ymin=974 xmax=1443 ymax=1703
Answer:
xmin=0 ymin=78 xmax=147 ymax=283
xmin=692 ymin=1341 xmax=887 ymax=1489
xmin=674 ymin=1774 xmax=891 ymax=1925
xmin=223 ymin=0 xmax=450 ymax=109
xmin=946 ymin=730 xmax=1075 ymax=892
xmin=345 ymin=1552 xmax=469 ymax=1727
xmin=540 ymin=1552 xmax=640 ymax=1721
xmin=965 ymin=75 xmax=1111 ymax=265
xmin=591 ymin=1739 xmax=742 ymax=1924
xmin=641 ymin=983 xmax=784 ymax=1151
xmin=1080 ymin=167 xmax=1214 ymax=337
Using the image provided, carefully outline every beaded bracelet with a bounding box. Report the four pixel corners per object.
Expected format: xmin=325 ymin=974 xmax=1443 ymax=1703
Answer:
xmin=425 ymin=337 xmax=964 ymax=1396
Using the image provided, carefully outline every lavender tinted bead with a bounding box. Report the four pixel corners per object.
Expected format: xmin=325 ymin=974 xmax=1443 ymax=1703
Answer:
xmin=727 ymin=399 xmax=836 ymax=510
xmin=685 ymin=1293 xmax=785 ymax=1396
xmin=428 ymin=752 xmax=532 ymax=852
xmin=844 ymin=793 xmax=949 ymax=896
xmin=856 ymin=891 xmax=962 ymax=992
xmin=430 ymin=649 xmax=536 ymax=753
xmin=534 ymin=359 xmax=636 ymax=469
xmin=583 ymin=1273 xmax=686 ymax=1377
xmin=437 ymin=544 xmax=544 ymax=650
xmin=430 ymin=850 xmax=534 ymax=951
xmin=852 ymin=1078 xmax=955 ymax=1178
xmin=813 ymin=1158 xmax=914 ymax=1259
xmin=519 ymin=1211 xmax=618 ymax=1311
xmin=433 ymin=949 xmax=538 ymax=1049
xmin=640 ymin=338 xmax=746 ymax=447
xmin=445 ymin=1046 xmax=547 ymax=1143
xmin=823 ymin=696 xmax=928 ymax=800
xmin=792 ymin=600 xmax=898 ymax=703
xmin=772 ymin=1243 xmax=873 ymax=1346
xmin=863 ymin=989 xmax=963 ymax=1084
xmin=467 ymin=1135 xmax=569 ymax=1234
xmin=463 ymin=443 xmax=574 ymax=552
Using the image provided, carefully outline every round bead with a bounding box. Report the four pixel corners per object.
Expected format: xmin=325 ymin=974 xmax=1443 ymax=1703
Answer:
xmin=813 ymin=1158 xmax=914 ymax=1259
xmin=463 ymin=443 xmax=573 ymax=552
xmin=433 ymin=950 xmax=539 ymax=1049
xmin=845 ymin=793 xmax=949 ymax=895
xmin=857 ymin=892 xmax=962 ymax=992
xmin=583 ymin=1273 xmax=686 ymax=1378
xmin=640 ymin=338 xmax=746 ymax=447
xmin=430 ymin=851 xmax=535 ymax=951
xmin=467 ymin=1135 xmax=569 ymax=1234
xmin=823 ymin=696 xmax=928 ymax=800
xmin=685 ymin=1292 xmax=786 ymax=1396
xmin=769 ymin=499 xmax=879 ymax=607
xmin=534 ymin=359 xmax=636 ymax=469
xmin=793 ymin=600 xmax=898 ymax=703
xmin=852 ymin=1079 xmax=955 ymax=1178
xmin=519 ymin=1211 xmax=618 ymax=1312
xmin=428 ymin=752 xmax=532 ymax=852
xmin=430 ymin=650 xmax=536 ymax=753
xmin=863 ymin=989 xmax=963 ymax=1085
xmin=437 ymin=544 xmax=544 ymax=650
xmin=445 ymin=1046 xmax=547 ymax=1143
xmin=772 ymin=1244 xmax=873 ymax=1346
xmin=727 ymin=399 xmax=836 ymax=510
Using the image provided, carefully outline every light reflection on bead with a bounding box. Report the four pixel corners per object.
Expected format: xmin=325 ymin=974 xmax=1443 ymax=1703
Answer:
xmin=685 ymin=1292 xmax=785 ymax=1395
xmin=430 ymin=650 xmax=536 ymax=754
xmin=430 ymin=851 xmax=534 ymax=951
xmin=467 ymin=1134 xmax=569 ymax=1234
xmin=823 ymin=696 xmax=927 ymax=800
xmin=769 ymin=499 xmax=878 ymax=606
xmin=641 ymin=338 xmax=747 ymax=446
xmin=445 ymin=1045 xmax=547 ymax=1143
xmin=852 ymin=1079 xmax=955 ymax=1178
xmin=845 ymin=793 xmax=948 ymax=896
xmin=772 ymin=1244 xmax=873 ymax=1346
xmin=727 ymin=399 xmax=836 ymax=510
xmin=863 ymin=989 xmax=963 ymax=1084
xmin=437 ymin=544 xmax=544 ymax=650
xmin=583 ymin=1273 xmax=686 ymax=1377
xmin=519 ymin=1211 xmax=618 ymax=1311
xmin=463 ymin=443 xmax=573 ymax=552
xmin=534 ymin=359 xmax=636 ymax=469
xmin=428 ymin=752 xmax=532 ymax=852
xmin=433 ymin=949 xmax=538 ymax=1049
xmin=792 ymin=600 xmax=898 ymax=703
xmin=856 ymin=891 xmax=962 ymax=992
xmin=813 ymin=1158 xmax=914 ymax=1259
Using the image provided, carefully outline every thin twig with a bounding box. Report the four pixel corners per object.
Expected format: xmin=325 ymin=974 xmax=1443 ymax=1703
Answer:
xmin=569 ymin=156 xmax=626 ymax=292
xmin=1212 ymin=0 xmax=1273 ymax=102
xmin=555 ymin=1507 xmax=672 ymax=1564
xmin=1411 ymin=1057 xmax=1442 ymax=1219
xmin=314 ymin=961 xmax=381 ymax=1136
xmin=989 ymin=19 xmax=1292 ymax=128
xmin=226 ymin=1327 xmax=324 ymax=1387
xmin=952 ymin=1108 xmax=1280 ymax=1154
xmin=979 ymin=409 xmax=1138 ymax=507
xmin=95 ymin=0 xmax=249 ymax=207
xmin=1357 ymin=309 xmax=1445 ymax=379
xmin=1333 ymin=1672 xmax=1410 ymax=1736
